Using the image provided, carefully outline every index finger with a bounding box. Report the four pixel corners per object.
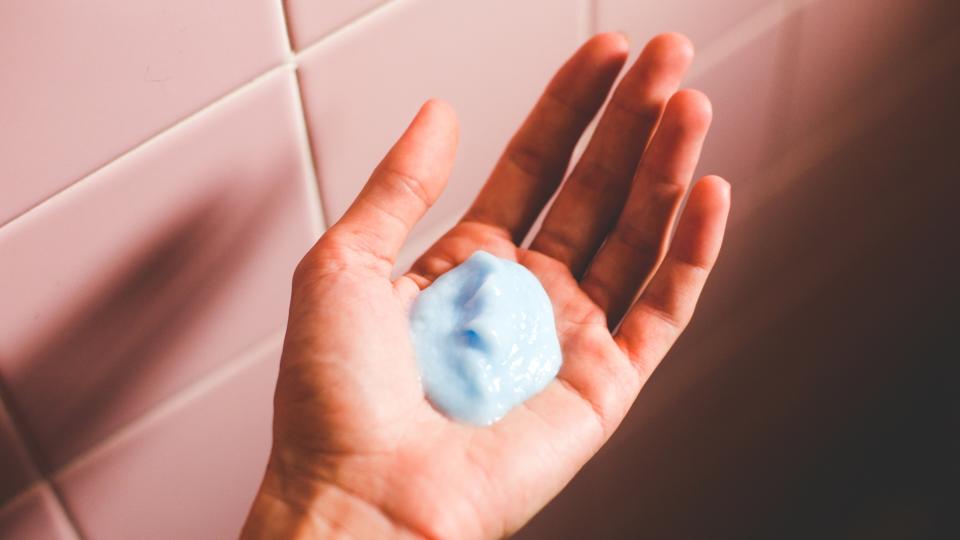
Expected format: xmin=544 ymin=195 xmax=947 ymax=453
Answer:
xmin=461 ymin=33 xmax=629 ymax=243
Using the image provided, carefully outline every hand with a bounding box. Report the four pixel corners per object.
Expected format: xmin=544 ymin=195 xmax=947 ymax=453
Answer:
xmin=242 ymin=32 xmax=730 ymax=539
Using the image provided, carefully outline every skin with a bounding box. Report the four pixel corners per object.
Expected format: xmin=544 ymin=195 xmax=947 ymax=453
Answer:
xmin=242 ymin=32 xmax=730 ymax=539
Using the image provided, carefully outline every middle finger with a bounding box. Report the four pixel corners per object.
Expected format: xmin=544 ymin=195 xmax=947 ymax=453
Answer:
xmin=529 ymin=33 xmax=694 ymax=276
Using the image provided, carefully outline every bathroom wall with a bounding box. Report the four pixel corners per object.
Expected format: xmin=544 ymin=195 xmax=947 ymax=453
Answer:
xmin=0 ymin=1 xmax=957 ymax=538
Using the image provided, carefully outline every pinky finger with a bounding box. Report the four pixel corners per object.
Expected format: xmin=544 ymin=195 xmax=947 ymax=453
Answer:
xmin=614 ymin=175 xmax=730 ymax=378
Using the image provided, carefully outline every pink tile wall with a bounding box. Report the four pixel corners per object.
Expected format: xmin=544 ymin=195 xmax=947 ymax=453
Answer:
xmin=786 ymin=0 xmax=960 ymax=143
xmin=297 ymin=0 xmax=583 ymax=269
xmin=0 ymin=404 xmax=37 ymax=504
xmin=285 ymin=0 xmax=389 ymax=50
xmin=2 ymin=0 xmax=956 ymax=537
xmin=0 ymin=0 xmax=288 ymax=225
xmin=0 ymin=485 xmax=76 ymax=540
xmin=0 ymin=70 xmax=316 ymax=471
xmin=55 ymin=340 xmax=280 ymax=540
xmin=691 ymin=19 xmax=791 ymax=208
xmin=596 ymin=0 xmax=772 ymax=59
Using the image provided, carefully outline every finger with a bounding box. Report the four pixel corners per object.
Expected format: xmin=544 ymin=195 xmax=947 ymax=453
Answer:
xmin=581 ymin=89 xmax=713 ymax=326
xmin=461 ymin=33 xmax=629 ymax=243
xmin=614 ymin=175 xmax=730 ymax=375
xmin=530 ymin=33 xmax=694 ymax=275
xmin=323 ymin=99 xmax=458 ymax=275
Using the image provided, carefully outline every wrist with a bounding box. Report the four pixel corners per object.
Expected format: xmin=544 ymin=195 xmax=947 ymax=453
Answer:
xmin=241 ymin=452 xmax=423 ymax=539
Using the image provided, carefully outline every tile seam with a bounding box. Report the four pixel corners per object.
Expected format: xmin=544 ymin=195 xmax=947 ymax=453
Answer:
xmin=288 ymin=75 xmax=329 ymax=232
xmin=0 ymin=0 xmax=804 ymax=234
xmin=276 ymin=0 xmax=327 ymax=232
xmin=0 ymin=481 xmax=44 ymax=519
xmin=0 ymin=482 xmax=81 ymax=540
xmin=275 ymin=0 xmax=296 ymax=62
xmin=0 ymin=372 xmax=87 ymax=539
xmin=53 ymin=330 xmax=286 ymax=482
xmin=731 ymin=21 xmax=960 ymax=226
xmin=0 ymin=11 xmax=300 ymax=536
xmin=687 ymin=0 xmax=802 ymax=81
xmin=43 ymin=481 xmax=85 ymax=540
xmin=589 ymin=0 xmax=598 ymax=36
xmin=290 ymin=0 xmax=406 ymax=56
xmin=0 ymin=0 xmax=942 ymax=534
xmin=2 ymin=327 xmax=286 ymax=537
xmin=0 ymin=385 xmax=43 ymax=502
xmin=0 ymin=62 xmax=291 ymax=231
xmin=0 ymin=0 xmax=848 ymax=523
xmin=622 ymin=21 xmax=960 ymax=426
xmin=579 ymin=0 xmax=594 ymax=42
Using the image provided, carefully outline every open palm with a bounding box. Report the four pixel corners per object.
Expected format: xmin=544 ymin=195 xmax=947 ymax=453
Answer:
xmin=243 ymin=33 xmax=730 ymax=540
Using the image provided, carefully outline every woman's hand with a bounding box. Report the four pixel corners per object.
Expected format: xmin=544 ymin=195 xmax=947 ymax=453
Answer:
xmin=242 ymin=32 xmax=730 ymax=539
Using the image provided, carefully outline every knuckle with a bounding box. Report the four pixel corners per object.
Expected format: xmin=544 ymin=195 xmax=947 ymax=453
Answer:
xmin=290 ymin=235 xmax=355 ymax=289
xmin=382 ymin=167 xmax=433 ymax=210
xmin=505 ymin=141 xmax=557 ymax=180
xmin=531 ymin=227 xmax=580 ymax=268
xmin=648 ymin=175 xmax=687 ymax=203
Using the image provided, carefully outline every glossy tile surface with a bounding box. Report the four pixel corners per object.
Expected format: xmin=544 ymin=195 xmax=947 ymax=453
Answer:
xmin=0 ymin=70 xmax=317 ymax=470
xmin=285 ymin=0 xmax=389 ymax=50
xmin=0 ymin=0 xmax=288 ymax=225
xmin=691 ymin=19 xmax=788 ymax=206
xmin=1 ymin=1 xmax=953 ymax=538
xmin=788 ymin=0 xmax=960 ymax=142
xmin=297 ymin=0 xmax=581 ymax=268
xmin=56 ymin=341 xmax=280 ymax=540
xmin=596 ymin=0 xmax=772 ymax=58
xmin=0 ymin=403 xmax=37 ymax=505
xmin=0 ymin=484 xmax=76 ymax=540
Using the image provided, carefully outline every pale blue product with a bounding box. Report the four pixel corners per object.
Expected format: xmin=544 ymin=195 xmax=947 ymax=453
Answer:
xmin=409 ymin=251 xmax=562 ymax=425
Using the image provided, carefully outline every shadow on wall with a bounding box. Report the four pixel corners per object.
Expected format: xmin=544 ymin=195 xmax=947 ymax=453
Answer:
xmin=516 ymin=46 xmax=960 ymax=540
xmin=0 ymin=179 xmax=291 ymax=482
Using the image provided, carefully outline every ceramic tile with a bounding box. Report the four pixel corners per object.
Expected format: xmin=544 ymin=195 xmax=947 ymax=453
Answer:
xmin=0 ymin=70 xmax=317 ymax=470
xmin=0 ymin=402 xmax=37 ymax=505
xmin=691 ymin=18 xmax=788 ymax=208
xmin=596 ymin=0 xmax=773 ymax=59
xmin=284 ymin=0 xmax=389 ymax=50
xmin=787 ymin=0 xmax=960 ymax=143
xmin=0 ymin=0 xmax=288 ymax=225
xmin=55 ymin=341 xmax=280 ymax=540
xmin=298 ymin=0 xmax=581 ymax=268
xmin=0 ymin=484 xmax=76 ymax=540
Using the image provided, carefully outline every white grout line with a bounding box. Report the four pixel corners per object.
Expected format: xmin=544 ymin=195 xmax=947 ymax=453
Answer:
xmin=732 ymin=23 xmax=960 ymax=226
xmin=0 ymin=481 xmax=44 ymax=520
xmin=0 ymin=63 xmax=291 ymax=232
xmin=0 ymin=397 xmax=42 ymax=491
xmin=688 ymin=0 xmax=802 ymax=81
xmin=40 ymin=483 xmax=84 ymax=540
xmin=0 ymin=12 xmax=299 ymax=534
xmin=0 ymin=1 xmax=409 ymax=233
xmin=0 ymin=0 xmax=885 ymax=526
xmin=0 ymin=375 xmax=86 ymax=538
xmin=288 ymin=78 xmax=328 ymax=233
xmin=290 ymin=0 xmax=405 ymax=60
xmin=275 ymin=0 xmax=327 ymax=234
xmin=292 ymin=0 xmax=410 ymax=64
xmin=0 ymin=482 xmax=84 ymax=540
xmin=0 ymin=482 xmax=80 ymax=539
xmin=274 ymin=0 xmax=296 ymax=65
xmin=54 ymin=330 xmax=285 ymax=481
xmin=680 ymin=42 xmax=955 ymax=383
xmin=578 ymin=0 xmax=594 ymax=42
xmin=0 ymin=0 xmax=809 ymax=235
xmin=0 ymin=0 xmax=802 ymax=234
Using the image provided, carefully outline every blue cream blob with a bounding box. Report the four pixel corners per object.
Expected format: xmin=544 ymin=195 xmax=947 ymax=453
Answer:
xmin=409 ymin=251 xmax=562 ymax=425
